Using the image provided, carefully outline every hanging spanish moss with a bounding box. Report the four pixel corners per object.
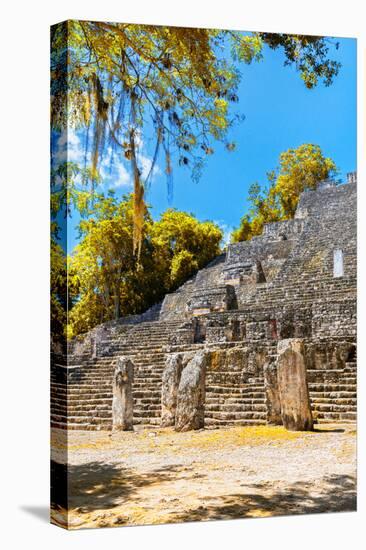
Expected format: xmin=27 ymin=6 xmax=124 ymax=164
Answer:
xmin=51 ymin=22 xmax=339 ymax=261
xmin=165 ymin=148 xmax=174 ymax=205
xmin=89 ymin=74 xmax=108 ymax=191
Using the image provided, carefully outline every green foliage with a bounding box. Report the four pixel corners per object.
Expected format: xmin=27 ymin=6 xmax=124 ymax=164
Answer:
xmin=170 ymin=250 xmax=199 ymax=288
xmin=150 ymin=209 xmax=222 ymax=289
xmin=51 ymin=22 xmax=341 ymax=254
xmin=232 ymin=144 xmax=338 ymax=242
xmin=67 ymin=196 xmax=222 ymax=337
xmin=50 ymin=238 xmax=67 ymax=339
xmin=50 ymin=23 xmax=341 ymax=336
xmin=260 ymin=33 xmax=341 ymax=89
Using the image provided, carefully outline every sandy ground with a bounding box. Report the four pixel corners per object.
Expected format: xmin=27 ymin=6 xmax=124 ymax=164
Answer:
xmin=51 ymin=424 xmax=357 ymax=529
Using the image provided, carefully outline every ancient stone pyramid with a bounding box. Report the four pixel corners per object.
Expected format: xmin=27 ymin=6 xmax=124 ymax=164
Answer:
xmin=51 ymin=173 xmax=357 ymax=430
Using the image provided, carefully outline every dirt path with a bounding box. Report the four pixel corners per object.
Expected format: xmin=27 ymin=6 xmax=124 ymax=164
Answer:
xmin=51 ymin=424 xmax=356 ymax=529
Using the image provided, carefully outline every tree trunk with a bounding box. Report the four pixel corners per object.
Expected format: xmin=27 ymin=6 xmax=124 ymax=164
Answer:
xmin=114 ymin=292 xmax=121 ymax=320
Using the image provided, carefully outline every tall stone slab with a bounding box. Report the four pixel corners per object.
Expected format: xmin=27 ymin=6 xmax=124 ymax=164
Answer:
xmin=175 ymin=351 xmax=207 ymax=432
xmin=161 ymin=353 xmax=184 ymax=427
xmin=277 ymin=339 xmax=313 ymax=431
xmin=263 ymin=359 xmax=282 ymax=425
xmin=112 ymin=356 xmax=134 ymax=431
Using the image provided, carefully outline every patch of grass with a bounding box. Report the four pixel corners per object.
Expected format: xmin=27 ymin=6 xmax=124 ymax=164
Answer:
xmin=118 ymin=425 xmax=307 ymax=455
xmin=178 ymin=425 xmax=304 ymax=450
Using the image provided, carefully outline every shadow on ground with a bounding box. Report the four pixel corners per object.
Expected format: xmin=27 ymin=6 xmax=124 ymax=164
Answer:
xmin=313 ymin=427 xmax=345 ymax=433
xmin=52 ymin=453 xmax=356 ymax=522
xmin=51 ymin=460 xmax=186 ymax=513
xmin=169 ymin=474 xmax=357 ymax=522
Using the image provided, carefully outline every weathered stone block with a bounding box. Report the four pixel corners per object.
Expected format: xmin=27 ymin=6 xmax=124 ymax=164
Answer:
xmin=277 ymin=339 xmax=313 ymax=431
xmin=112 ymin=357 xmax=134 ymax=431
xmin=168 ymin=321 xmax=195 ymax=346
xmin=263 ymin=359 xmax=282 ymax=425
xmin=161 ymin=353 xmax=184 ymax=427
xmin=175 ymin=351 xmax=207 ymax=432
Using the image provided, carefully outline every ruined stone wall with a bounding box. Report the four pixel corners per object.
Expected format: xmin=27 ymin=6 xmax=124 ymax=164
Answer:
xmin=160 ymin=254 xmax=226 ymax=321
xmin=250 ymin=182 xmax=356 ymax=337
xmin=160 ymin=236 xmax=299 ymax=320
xmin=160 ymin=180 xmax=356 ymax=327
xmin=52 ymin=176 xmax=357 ymax=430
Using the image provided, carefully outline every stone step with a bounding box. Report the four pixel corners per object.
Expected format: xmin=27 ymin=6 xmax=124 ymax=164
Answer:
xmin=64 ymin=403 xmax=161 ymax=416
xmin=133 ymin=416 xmax=161 ymax=425
xmin=312 ymin=403 xmax=357 ymax=413
xmin=206 ymin=386 xmax=265 ymax=395
xmin=52 ymin=398 xmax=111 ymax=407
xmin=59 ymin=392 xmax=112 ymax=400
xmin=205 ymin=403 xmax=266 ymax=412
xmin=72 ymin=364 xmax=166 ymax=371
xmin=133 ymin=384 xmax=162 ymax=390
xmin=66 ymin=370 xmax=165 ymax=380
xmin=310 ymin=396 xmax=356 ymax=404
xmin=204 ymin=418 xmax=267 ymax=427
xmin=54 ymin=388 xmax=112 ymax=395
xmin=133 ymin=390 xmax=161 ymax=398
xmin=205 ymin=411 xmax=266 ymax=420
xmin=133 ymin=397 xmax=161 ymax=404
xmin=133 ymin=410 xmax=161 ymax=418
xmin=316 ymin=417 xmax=356 ymax=424
xmin=206 ymin=396 xmax=265 ymax=404
xmin=52 ymin=413 xmax=111 ymax=423
xmin=315 ymin=411 xmax=357 ymax=421
xmin=309 ymin=390 xmax=356 ymax=398
xmin=52 ymin=422 xmax=113 ymax=430
xmin=309 ymin=383 xmax=356 ymax=391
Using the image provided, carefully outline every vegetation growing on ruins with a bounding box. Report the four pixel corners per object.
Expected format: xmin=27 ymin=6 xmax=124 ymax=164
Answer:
xmin=51 ymin=22 xmax=342 ymax=340
xmin=66 ymin=195 xmax=222 ymax=336
xmin=232 ymin=144 xmax=338 ymax=242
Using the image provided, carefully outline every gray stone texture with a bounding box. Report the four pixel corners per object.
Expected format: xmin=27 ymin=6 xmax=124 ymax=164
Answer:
xmin=52 ymin=175 xmax=357 ymax=431
xmin=112 ymin=357 xmax=134 ymax=431
xmin=161 ymin=353 xmax=184 ymax=427
xmin=175 ymin=351 xmax=208 ymax=432
xmin=263 ymin=359 xmax=282 ymax=425
xmin=277 ymin=339 xmax=313 ymax=431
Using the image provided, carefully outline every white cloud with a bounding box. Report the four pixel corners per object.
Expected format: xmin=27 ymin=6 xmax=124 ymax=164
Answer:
xmin=214 ymin=220 xmax=234 ymax=247
xmin=139 ymin=152 xmax=162 ymax=181
xmin=54 ymin=128 xmax=84 ymax=164
xmin=53 ymin=128 xmax=161 ymax=191
xmin=127 ymin=130 xmax=161 ymax=182
xmin=115 ymin=161 xmax=132 ymax=188
xmin=99 ymin=147 xmax=132 ymax=189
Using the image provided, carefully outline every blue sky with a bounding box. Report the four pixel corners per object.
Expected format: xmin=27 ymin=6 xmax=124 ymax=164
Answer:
xmin=55 ymin=35 xmax=356 ymax=252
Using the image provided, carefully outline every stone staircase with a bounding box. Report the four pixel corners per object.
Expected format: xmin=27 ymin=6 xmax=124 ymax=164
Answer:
xmin=308 ymin=355 xmax=357 ymax=424
xmin=204 ymin=381 xmax=267 ymax=426
xmin=246 ymin=183 xmax=356 ymax=313
xmin=51 ymin=320 xmax=182 ymax=430
xmin=202 ymin=343 xmax=277 ymax=426
xmin=51 ymin=179 xmax=357 ymax=431
xmin=160 ymin=254 xmax=226 ymax=321
xmin=51 ymin=332 xmax=357 ymax=429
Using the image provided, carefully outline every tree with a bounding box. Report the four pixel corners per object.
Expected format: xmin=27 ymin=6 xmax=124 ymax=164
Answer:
xmin=68 ymin=194 xmax=147 ymax=335
xmin=259 ymin=33 xmax=340 ymax=89
xmin=151 ymin=209 xmax=222 ymax=289
xmin=51 ymin=21 xmax=341 ymax=255
xmin=232 ymin=144 xmax=337 ymax=242
xmin=68 ymin=195 xmax=222 ymax=336
xmin=50 ymin=238 xmax=68 ymax=340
